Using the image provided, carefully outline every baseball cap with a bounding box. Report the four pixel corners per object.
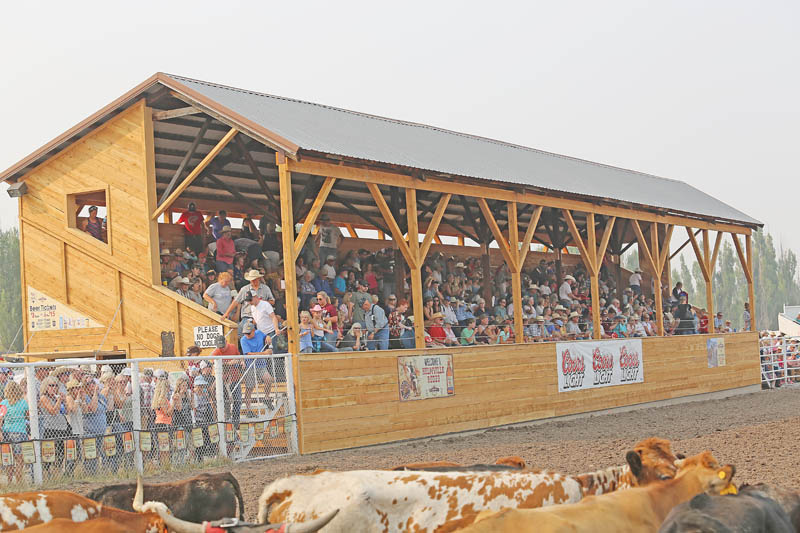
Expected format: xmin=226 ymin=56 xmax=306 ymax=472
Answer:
xmin=242 ymin=322 xmax=255 ymax=334
xmin=154 ymin=369 xmax=168 ymax=379
xmin=199 ymin=361 xmax=210 ymax=369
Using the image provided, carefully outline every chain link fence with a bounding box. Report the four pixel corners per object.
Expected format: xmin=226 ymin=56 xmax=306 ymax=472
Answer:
xmin=0 ymin=354 xmax=296 ymax=487
xmin=759 ymin=335 xmax=800 ymax=388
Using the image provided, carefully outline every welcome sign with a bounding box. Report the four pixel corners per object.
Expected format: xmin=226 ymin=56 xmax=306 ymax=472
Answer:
xmin=556 ymin=339 xmax=644 ymax=392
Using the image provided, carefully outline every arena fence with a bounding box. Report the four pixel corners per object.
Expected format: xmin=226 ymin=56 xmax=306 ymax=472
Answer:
xmin=759 ymin=335 xmax=800 ymax=388
xmin=0 ymin=354 xmax=297 ymax=486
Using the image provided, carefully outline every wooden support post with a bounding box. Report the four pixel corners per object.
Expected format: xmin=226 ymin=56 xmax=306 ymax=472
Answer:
xmin=378 ymin=230 xmax=385 ymax=240
xmin=406 ymin=188 xmax=425 ymax=349
xmin=293 ymin=177 xmax=336 ymax=257
xmin=746 ymin=233 xmax=756 ymax=331
xmin=345 ymin=224 xmax=357 ymax=238
xmin=702 ymin=229 xmax=714 ymax=322
xmin=457 ymin=235 xmax=465 ymax=246
xmin=278 ymin=153 xmax=299 ymax=355
xmin=650 ymin=223 xmax=664 ymax=336
xmin=507 ymin=202 xmax=524 ymax=343
xmin=153 ymin=127 xmax=238 ymax=219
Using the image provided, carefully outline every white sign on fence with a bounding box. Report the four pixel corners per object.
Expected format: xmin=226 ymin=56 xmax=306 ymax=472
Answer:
xmin=398 ymin=354 xmax=455 ymax=401
xmin=27 ymin=286 xmax=102 ymax=331
xmin=193 ymin=325 xmax=224 ymax=348
xmin=556 ymin=339 xmax=644 ymax=392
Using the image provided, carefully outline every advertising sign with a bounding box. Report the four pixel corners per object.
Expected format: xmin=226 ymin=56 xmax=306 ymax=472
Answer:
xmin=398 ymin=354 xmax=455 ymax=401
xmin=27 ymin=286 xmax=102 ymax=331
xmin=194 ymin=325 xmax=225 ymax=349
xmin=556 ymin=339 xmax=644 ymax=392
xmin=707 ymin=338 xmax=726 ymax=368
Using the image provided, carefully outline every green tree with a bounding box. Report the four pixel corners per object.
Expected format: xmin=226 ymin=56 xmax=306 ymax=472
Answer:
xmin=0 ymin=228 xmax=22 ymax=352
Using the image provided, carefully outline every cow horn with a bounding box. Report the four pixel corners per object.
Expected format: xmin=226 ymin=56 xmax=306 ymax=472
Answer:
xmin=132 ymin=474 xmax=144 ymax=512
xmin=151 ymin=504 xmax=206 ymax=533
xmin=287 ymin=509 xmax=339 ymax=533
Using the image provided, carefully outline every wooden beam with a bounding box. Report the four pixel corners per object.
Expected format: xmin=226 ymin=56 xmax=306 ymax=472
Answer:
xmin=631 ymin=220 xmax=656 ymax=276
xmin=203 ymin=173 xmax=264 ymax=214
xmin=278 ymin=154 xmax=299 ymax=357
xmin=406 ymin=188 xmax=426 ymax=349
xmin=459 ymin=194 xmax=485 ymax=244
xmin=596 ymin=216 xmax=617 ymax=268
xmin=669 ymin=229 xmax=702 ymax=260
xmin=702 ymin=229 xmax=714 ymax=322
xmin=158 ymin=117 xmax=211 ymax=204
xmin=294 ymin=177 xmax=336 ymax=258
xmin=235 ymin=136 xmax=279 ymax=207
xmin=432 ymin=235 xmax=442 ymax=244
xmin=327 ymin=192 xmax=391 ymax=236
xmin=746 ymin=233 xmax=756 ymax=331
xmin=153 ymin=128 xmax=238 ymax=219
xmin=710 ymin=231 xmax=723 ymax=273
xmin=378 ymin=230 xmax=386 ymax=240
xmin=478 ymin=198 xmax=516 ymax=269
xmin=518 ymin=205 xmax=543 ymax=267
xmin=345 ymin=224 xmax=357 ymax=238
xmin=562 ymin=210 xmax=593 ymax=274
xmin=287 ymin=158 xmax=754 ymax=234
xmin=731 ymin=233 xmax=752 ymax=284
xmin=152 ymin=106 xmax=201 ymax=121
xmin=366 ymin=183 xmax=415 ymax=268
xmin=658 ymin=224 xmax=674 ymax=272
xmin=649 ymin=222 xmax=665 ymax=336
xmin=419 ymin=193 xmax=451 ymax=260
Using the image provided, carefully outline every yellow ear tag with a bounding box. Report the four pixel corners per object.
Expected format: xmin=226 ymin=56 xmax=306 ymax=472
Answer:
xmin=720 ymin=484 xmax=738 ymax=495
xmin=718 ymin=471 xmax=726 ymax=479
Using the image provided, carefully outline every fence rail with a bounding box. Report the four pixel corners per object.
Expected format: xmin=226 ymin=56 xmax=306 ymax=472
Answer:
xmin=759 ymin=336 xmax=800 ymax=388
xmin=0 ymin=354 xmax=296 ymax=486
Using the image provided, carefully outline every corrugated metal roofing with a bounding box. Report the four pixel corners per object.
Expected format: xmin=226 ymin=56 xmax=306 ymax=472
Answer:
xmin=164 ymin=74 xmax=760 ymax=226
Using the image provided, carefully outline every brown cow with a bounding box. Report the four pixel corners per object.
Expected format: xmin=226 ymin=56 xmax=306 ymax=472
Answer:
xmin=462 ymin=451 xmax=735 ymax=533
xmin=0 ymin=481 xmax=166 ymax=532
xmin=392 ymin=456 xmax=527 ymax=471
xmin=16 ymin=518 xmax=135 ymax=532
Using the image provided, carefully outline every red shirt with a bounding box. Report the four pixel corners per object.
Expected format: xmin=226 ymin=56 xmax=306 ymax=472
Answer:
xmin=177 ymin=211 xmax=204 ymax=235
xmin=428 ymin=325 xmax=446 ymax=343
xmin=216 ymin=236 xmax=235 ymax=264
xmin=699 ymin=316 xmax=709 ymax=334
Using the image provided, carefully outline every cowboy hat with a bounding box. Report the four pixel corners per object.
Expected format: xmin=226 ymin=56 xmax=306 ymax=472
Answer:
xmin=244 ymin=269 xmax=262 ymax=281
xmin=431 ymin=312 xmax=444 ymax=320
xmin=564 ymin=275 xmax=576 ymax=281
xmin=569 ymin=312 xmax=580 ymax=319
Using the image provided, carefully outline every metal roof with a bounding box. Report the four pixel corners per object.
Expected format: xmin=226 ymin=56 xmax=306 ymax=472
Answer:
xmin=163 ymin=74 xmax=761 ymax=227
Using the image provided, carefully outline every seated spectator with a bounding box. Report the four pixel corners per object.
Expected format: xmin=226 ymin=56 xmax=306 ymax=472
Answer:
xmin=174 ymin=277 xmax=191 ymax=299
xmin=427 ymin=313 xmax=447 ymax=346
xmin=187 ymin=278 xmax=204 ymax=305
xmin=339 ymin=323 xmax=367 ymax=351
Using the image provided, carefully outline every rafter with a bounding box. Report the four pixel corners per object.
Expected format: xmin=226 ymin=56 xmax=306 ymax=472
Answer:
xmin=478 ymin=198 xmax=516 ymax=269
xmin=294 ymin=177 xmax=336 ymax=258
xmin=235 ymin=135 xmax=279 ymax=207
xmin=419 ymin=194 xmax=451 ymax=260
xmin=367 ymin=183 xmax=415 ymax=267
xmin=158 ymin=117 xmax=211 ymax=204
xmin=518 ymin=206 xmax=543 ymax=267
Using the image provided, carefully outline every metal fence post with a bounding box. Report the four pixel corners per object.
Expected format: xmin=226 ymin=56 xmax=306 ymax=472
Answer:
xmin=783 ymin=338 xmax=789 ymax=383
xmin=214 ymin=359 xmax=228 ymax=458
xmin=24 ymin=366 xmax=43 ymax=485
xmin=284 ymin=354 xmax=299 ymax=455
xmin=130 ymin=361 xmax=144 ymax=474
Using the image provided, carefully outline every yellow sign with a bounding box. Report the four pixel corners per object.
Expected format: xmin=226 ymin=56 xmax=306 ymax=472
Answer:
xmin=238 ymin=424 xmax=250 ymax=442
xmin=158 ymin=432 xmax=170 ymax=452
xmin=175 ymin=430 xmax=186 ymax=450
xmin=103 ymin=435 xmax=117 ymax=457
xmin=225 ymin=423 xmax=234 ymax=442
xmin=83 ymin=438 xmax=97 ymax=460
xmin=42 ymin=441 xmax=56 ymax=463
xmin=192 ymin=428 xmax=204 ymax=448
xmin=65 ymin=440 xmax=77 ymax=461
xmin=21 ymin=442 xmax=35 ymax=464
xmin=140 ymin=432 xmax=152 ymax=452
xmin=1 ymin=444 xmax=12 ymax=466
xmin=208 ymin=424 xmax=220 ymax=444
xmin=123 ymin=432 xmax=134 ymax=453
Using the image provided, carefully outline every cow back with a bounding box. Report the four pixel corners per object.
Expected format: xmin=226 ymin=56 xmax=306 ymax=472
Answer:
xmin=258 ymin=469 xmax=583 ymax=532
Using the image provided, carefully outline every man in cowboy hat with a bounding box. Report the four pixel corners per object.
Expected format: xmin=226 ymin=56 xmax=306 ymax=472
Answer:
xmin=176 ymin=202 xmax=205 ymax=254
xmin=566 ymin=311 xmax=583 ymax=338
xmin=315 ymin=213 xmax=342 ymax=264
xmin=427 ymin=312 xmax=448 ymax=347
xmin=559 ymin=274 xmax=577 ymax=306
xmin=224 ymin=269 xmax=274 ymax=333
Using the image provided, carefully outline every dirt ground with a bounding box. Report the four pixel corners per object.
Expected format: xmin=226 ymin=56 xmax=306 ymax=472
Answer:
xmin=78 ymin=386 xmax=800 ymax=521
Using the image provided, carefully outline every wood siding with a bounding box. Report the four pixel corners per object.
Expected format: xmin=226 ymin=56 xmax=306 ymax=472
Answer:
xmin=297 ymin=332 xmax=759 ymax=453
xmin=18 ymin=100 xmax=232 ymax=358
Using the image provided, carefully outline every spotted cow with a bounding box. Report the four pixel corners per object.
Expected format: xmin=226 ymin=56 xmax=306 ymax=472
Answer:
xmin=0 ymin=483 xmax=167 ymax=532
xmin=257 ymin=438 xmax=679 ymax=533
xmin=462 ymin=451 xmax=735 ymax=533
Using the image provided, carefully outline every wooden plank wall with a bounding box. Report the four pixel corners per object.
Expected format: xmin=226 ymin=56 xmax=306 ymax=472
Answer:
xmin=297 ymin=332 xmax=759 ymax=453
xmin=18 ymin=100 xmax=233 ymax=358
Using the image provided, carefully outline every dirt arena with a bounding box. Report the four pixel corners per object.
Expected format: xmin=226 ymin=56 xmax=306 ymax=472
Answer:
xmin=79 ymin=386 xmax=800 ymax=521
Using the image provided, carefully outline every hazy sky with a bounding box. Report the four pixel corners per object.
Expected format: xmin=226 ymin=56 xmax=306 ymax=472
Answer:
xmin=1 ymin=1 xmax=797 ymax=255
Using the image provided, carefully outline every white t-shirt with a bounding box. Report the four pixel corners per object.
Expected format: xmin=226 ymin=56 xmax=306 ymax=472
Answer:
xmin=629 ymin=272 xmax=642 ymax=287
xmin=558 ymin=281 xmax=573 ymax=303
xmin=321 ymin=263 xmax=336 ymax=280
xmin=252 ymin=300 xmax=276 ymax=335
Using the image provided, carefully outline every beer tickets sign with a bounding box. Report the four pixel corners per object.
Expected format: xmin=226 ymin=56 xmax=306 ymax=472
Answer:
xmin=27 ymin=286 xmax=101 ymax=331
xmin=556 ymin=339 xmax=644 ymax=392
xmin=398 ymin=354 xmax=455 ymax=401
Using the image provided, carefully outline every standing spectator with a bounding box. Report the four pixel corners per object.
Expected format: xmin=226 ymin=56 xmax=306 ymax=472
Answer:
xmin=176 ymin=203 xmax=205 ymax=255
xmin=260 ymin=223 xmax=281 ymax=271
xmin=225 ymin=270 xmax=274 ymax=332
xmin=239 ymin=322 xmax=273 ymax=413
xmin=150 ymin=371 xmax=172 ymax=468
xmin=172 ymin=375 xmax=193 ymax=461
xmin=206 ymin=210 xmax=229 ymax=241
xmin=363 ymin=298 xmax=389 ymax=351
xmin=298 ymin=311 xmax=314 ymax=353
xmin=310 ymin=305 xmax=337 ymax=352
xmin=351 ymin=280 xmax=371 ymax=325
xmin=742 ymin=303 xmax=752 ymax=331
xmin=215 ymin=226 xmax=235 ymax=273
xmin=388 ymin=299 xmax=409 ymax=349
xmin=39 ymin=376 xmax=70 ymax=478
xmin=84 ymin=205 xmax=104 ymax=242
xmin=0 ymin=381 xmax=28 ymax=483
xmin=333 ymin=269 xmax=348 ymax=299
xmin=108 ymin=374 xmax=133 ymax=472
xmin=192 ymin=374 xmax=217 ymax=461
xmin=82 ymin=378 xmax=108 ymax=474
xmin=559 ymin=275 xmax=576 ymax=306
xmin=714 ymin=312 xmax=724 ymax=332
xmin=248 ymin=293 xmax=279 ymax=340
xmin=629 ymin=268 xmax=643 ymax=296
xmin=316 ymin=292 xmax=339 ymax=344
xmin=675 ymin=295 xmax=695 ymax=335
xmin=315 ymin=214 xmax=342 ymax=262
xmin=0 ymin=368 xmax=10 ymax=400
xmin=299 ymin=271 xmax=317 ymax=311
xmin=203 ymin=271 xmax=234 ymax=315
xmin=139 ymin=368 xmax=155 ymax=458
xmin=64 ymin=378 xmax=84 ymax=476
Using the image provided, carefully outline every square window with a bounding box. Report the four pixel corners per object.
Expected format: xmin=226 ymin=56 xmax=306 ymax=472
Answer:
xmin=66 ymin=190 xmax=109 ymax=245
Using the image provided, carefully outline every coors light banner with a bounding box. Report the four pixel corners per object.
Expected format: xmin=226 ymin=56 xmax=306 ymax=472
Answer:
xmin=556 ymin=339 xmax=644 ymax=392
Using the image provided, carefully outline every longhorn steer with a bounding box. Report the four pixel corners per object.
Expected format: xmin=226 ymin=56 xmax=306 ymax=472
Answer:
xmin=462 ymin=451 xmax=735 ymax=533
xmin=257 ymin=437 xmax=678 ymax=533
xmin=86 ymin=472 xmax=244 ymax=522
xmin=392 ymin=456 xmax=526 ymax=471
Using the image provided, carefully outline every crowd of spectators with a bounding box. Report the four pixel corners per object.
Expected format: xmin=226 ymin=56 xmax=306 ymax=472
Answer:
xmin=759 ymin=331 xmax=800 ymax=388
xmin=161 ymin=204 xmax=751 ymax=353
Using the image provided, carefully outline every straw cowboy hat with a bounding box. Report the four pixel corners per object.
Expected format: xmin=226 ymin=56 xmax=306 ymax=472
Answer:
xmin=564 ymin=275 xmax=576 ymax=281
xmin=431 ymin=312 xmax=444 ymax=320
xmin=569 ymin=312 xmax=580 ymax=319
xmin=244 ymin=269 xmax=262 ymax=281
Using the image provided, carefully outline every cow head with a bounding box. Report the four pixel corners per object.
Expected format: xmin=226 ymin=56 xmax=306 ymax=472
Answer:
xmin=674 ymin=451 xmax=736 ymax=495
xmin=150 ymin=506 xmax=339 ymax=533
xmin=625 ymin=437 xmax=678 ymax=485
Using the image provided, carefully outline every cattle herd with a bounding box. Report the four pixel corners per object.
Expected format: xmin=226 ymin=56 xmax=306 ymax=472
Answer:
xmin=0 ymin=437 xmax=798 ymax=532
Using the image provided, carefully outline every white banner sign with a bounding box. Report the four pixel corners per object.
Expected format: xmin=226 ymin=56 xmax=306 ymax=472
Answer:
xmin=556 ymin=339 xmax=644 ymax=392
xmin=27 ymin=286 xmax=102 ymax=331
xmin=193 ymin=325 xmax=224 ymax=349
xmin=398 ymin=354 xmax=455 ymax=401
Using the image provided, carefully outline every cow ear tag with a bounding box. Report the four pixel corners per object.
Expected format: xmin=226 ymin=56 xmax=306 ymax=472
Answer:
xmin=720 ymin=484 xmax=737 ymax=495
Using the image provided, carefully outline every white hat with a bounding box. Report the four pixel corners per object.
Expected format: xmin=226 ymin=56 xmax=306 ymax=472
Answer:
xmin=120 ymin=368 xmax=132 ymax=377
xmin=160 ymin=249 xmax=170 ymax=256
xmin=564 ymin=275 xmax=576 ymax=282
xmin=154 ymin=369 xmax=168 ymax=379
xmin=244 ymin=269 xmax=262 ymax=281
xmin=194 ymin=375 xmax=208 ymax=386
xmin=199 ymin=361 xmax=210 ymax=369
xmin=178 ymin=277 xmax=190 ymax=284
xmin=569 ymin=312 xmax=580 ymax=319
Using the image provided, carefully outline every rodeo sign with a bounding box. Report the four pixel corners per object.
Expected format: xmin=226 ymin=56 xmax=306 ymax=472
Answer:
xmin=556 ymin=339 xmax=644 ymax=392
